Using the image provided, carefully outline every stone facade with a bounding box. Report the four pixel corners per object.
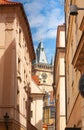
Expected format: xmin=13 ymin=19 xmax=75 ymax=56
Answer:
xmin=32 ymin=42 xmax=53 ymax=93
xmin=32 ymin=42 xmax=55 ymax=130
xmin=0 ymin=0 xmax=37 ymax=130
xmin=54 ymin=24 xmax=66 ymax=130
xmin=31 ymin=76 xmax=44 ymax=130
xmin=43 ymin=91 xmax=55 ymax=130
xmin=65 ymin=0 xmax=84 ymax=129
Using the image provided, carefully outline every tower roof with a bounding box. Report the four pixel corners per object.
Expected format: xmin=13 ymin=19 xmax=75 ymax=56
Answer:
xmin=38 ymin=42 xmax=44 ymax=49
xmin=36 ymin=42 xmax=48 ymax=64
xmin=50 ymin=56 xmax=54 ymax=66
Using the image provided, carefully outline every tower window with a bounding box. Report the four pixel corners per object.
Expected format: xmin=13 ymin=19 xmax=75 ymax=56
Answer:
xmin=42 ymin=48 xmax=44 ymax=51
xmin=43 ymin=80 xmax=46 ymax=83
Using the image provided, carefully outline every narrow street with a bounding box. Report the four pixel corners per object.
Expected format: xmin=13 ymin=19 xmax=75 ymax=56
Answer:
xmin=0 ymin=0 xmax=84 ymax=130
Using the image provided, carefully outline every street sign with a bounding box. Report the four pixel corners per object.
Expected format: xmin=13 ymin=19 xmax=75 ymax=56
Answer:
xmin=65 ymin=128 xmax=81 ymax=130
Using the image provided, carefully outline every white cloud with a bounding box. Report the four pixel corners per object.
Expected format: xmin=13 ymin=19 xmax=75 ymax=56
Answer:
xmin=12 ymin=0 xmax=64 ymax=63
xmin=24 ymin=0 xmax=64 ymax=42
xmin=13 ymin=0 xmax=64 ymax=42
xmin=27 ymin=14 xmax=45 ymax=28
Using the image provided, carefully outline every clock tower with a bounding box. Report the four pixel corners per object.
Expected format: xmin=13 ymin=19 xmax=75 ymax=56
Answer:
xmin=32 ymin=41 xmax=54 ymax=92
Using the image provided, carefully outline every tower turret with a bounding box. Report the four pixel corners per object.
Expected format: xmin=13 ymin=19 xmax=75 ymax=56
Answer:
xmin=36 ymin=42 xmax=48 ymax=64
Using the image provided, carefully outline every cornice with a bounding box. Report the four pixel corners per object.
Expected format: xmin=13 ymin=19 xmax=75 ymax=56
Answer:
xmin=0 ymin=3 xmax=35 ymax=61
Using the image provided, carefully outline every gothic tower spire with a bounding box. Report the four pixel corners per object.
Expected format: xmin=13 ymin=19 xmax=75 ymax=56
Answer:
xmin=36 ymin=41 xmax=48 ymax=64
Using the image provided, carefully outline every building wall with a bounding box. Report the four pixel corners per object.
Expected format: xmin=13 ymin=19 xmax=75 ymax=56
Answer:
xmin=65 ymin=0 xmax=84 ymax=129
xmin=0 ymin=4 xmax=36 ymax=130
xmin=32 ymin=42 xmax=54 ymax=130
xmin=31 ymin=79 xmax=44 ymax=130
xmin=42 ymin=89 xmax=55 ymax=129
xmin=33 ymin=64 xmax=53 ymax=92
xmin=54 ymin=24 xmax=66 ymax=130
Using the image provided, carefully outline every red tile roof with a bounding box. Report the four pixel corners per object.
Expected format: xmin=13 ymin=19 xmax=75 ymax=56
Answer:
xmin=0 ymin=0 xmax=20 ymax=5
xmin=32 ymin=75 xmax=40 ymax=85
xmin=43 ymin=124 xmax=48 ymax=128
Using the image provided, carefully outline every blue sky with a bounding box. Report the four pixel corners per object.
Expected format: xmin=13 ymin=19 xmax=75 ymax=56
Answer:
xmin=13 ymin=0 xmax=64 ymax=63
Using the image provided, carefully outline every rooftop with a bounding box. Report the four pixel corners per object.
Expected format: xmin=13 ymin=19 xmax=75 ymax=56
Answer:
xmin=32 ymin=75 xmax=40 ymax=85
xmin=0 ymin=0 xmax=20 ymax=5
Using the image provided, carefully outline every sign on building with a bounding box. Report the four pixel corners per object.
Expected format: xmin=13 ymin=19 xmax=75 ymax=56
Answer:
xmin=65 ymin=128 xmax=81 ymax=130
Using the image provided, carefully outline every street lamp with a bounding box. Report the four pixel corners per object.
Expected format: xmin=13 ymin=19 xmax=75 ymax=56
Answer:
xmin=70 ymin=4 xmax=84 ymax=15
xmin=4 ymin=113 xmax=9 ymax=130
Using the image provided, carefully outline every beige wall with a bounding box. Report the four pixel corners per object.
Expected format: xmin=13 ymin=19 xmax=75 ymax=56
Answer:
xmin=33 ymin=64 xmax=53 ymax=92
xmin=65 ymin=0 xmax=84 ymax=129
xmin=59 ymin=31 xmax=65 ymax=47
xmin=54 ymin=24 xmax=66 ymax=130
xmin=0 ymin=4 xmax=36 ymax=130
xmin=31 ymin=79 xmax=44 ymax=130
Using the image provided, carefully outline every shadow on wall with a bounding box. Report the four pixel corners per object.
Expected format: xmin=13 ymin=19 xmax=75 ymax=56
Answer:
xmin=28 ymin=121 xmax=38 ymax=130
xmin=0 ymin=37 xmax=37 ymax=130
xmin=35 ymin=119 xmax=43 ymax=130
xmin=0 ymin=39 xmax=21 ymax=130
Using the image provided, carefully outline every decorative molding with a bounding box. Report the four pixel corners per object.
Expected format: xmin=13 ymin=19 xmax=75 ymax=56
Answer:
xmin=79 ymin=16 xmax=84 ymax=31
xmin=5 ymin=17 xmax=14 ymax=30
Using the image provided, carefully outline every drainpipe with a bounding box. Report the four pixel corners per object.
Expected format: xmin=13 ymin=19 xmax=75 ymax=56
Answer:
xmin=55 ymin=85 xmax=56 ymax=130
xmin=53 ymin=83 xmax=56 ymax=130
xmin=64 ymin=0 xmax=67 ymax=125
xmin=35 ymin=99 xmax=37 ymax=124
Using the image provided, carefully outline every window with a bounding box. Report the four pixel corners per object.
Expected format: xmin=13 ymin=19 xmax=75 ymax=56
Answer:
xmin=31 ymin=111 xmax=33 ymax=117
xmin=18 ymin=58 xmax=21 ymax=74
xmin=17 ymin=91 xmax=20 ymax=111
xmin=50 ymin=107 xmax=55 ymax=118
xmin=43 ymin=80 xmax=46 ymax=83
xmin=19 ymin=29 xmax=21 ymax=47
xmin=25 ymin=101 xmax=27 ymax=109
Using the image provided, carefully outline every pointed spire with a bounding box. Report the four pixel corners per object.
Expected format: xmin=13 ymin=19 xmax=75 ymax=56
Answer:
xmin=38 ymin=41 xmax=44 ymax=49
xmin=50 ymin=56 xmax=54 ymax=66
xmin=36 ymin=41 xmax=48 ymax=64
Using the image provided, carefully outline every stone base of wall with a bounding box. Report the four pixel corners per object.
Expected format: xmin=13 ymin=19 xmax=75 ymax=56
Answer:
xmin=0 ymin=120 xmax=26 ymax=130
xmin=0 ymin=120 xmax=37 ymax=130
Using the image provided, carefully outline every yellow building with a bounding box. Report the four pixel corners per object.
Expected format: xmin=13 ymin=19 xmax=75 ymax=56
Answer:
xmin=43 ymin=91 xmax=55 ymax=130
xmin=0 ymin=0 xmax=37 ymax=130
xmin=54 ymin=24 xmax=66 ymax=130
xmin=65 ymin=0 xmax=84 ymax=129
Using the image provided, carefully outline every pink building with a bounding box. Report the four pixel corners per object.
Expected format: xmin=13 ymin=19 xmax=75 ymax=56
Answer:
xmin=0 ymin=0 xmax=37 ymax=130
